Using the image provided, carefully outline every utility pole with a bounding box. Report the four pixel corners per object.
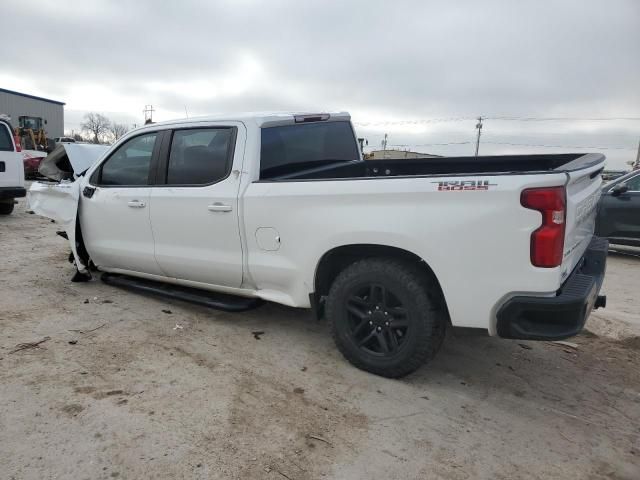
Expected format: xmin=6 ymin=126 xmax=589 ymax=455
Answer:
xmin=143 ymin=105 xmax=155 ymax=124
xmin=474 ymin=116 xmax=483 ymax=157
xmin=382 ymin=133 xmax=388 ymax=151
xmin=634 ymin=137 xmax=640 ymax=170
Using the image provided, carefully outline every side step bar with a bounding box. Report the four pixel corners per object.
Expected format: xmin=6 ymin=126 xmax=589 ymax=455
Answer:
xmin=101 ymin=273 xmax=264 ymax=312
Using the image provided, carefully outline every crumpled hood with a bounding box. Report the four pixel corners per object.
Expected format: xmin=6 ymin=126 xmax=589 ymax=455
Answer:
xmin=38 ymin=143 xmax=109 ymax=181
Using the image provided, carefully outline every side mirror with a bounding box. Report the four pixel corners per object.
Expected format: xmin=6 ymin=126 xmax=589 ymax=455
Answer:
xmin=611 ymin=183 xmax=629 ymax=197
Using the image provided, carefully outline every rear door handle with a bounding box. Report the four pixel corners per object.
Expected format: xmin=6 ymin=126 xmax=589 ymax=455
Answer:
xmin=127 ymin=200 xmax=146 ymax=208
xmin=208 ymin=203 xmax=232 ymax=212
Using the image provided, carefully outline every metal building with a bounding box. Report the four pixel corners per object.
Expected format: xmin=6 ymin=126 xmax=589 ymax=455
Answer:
xmin=0 ymin=87 xmax=65 ymax=138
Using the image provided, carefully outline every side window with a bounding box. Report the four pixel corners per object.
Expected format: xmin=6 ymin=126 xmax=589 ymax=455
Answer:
xmin=98 ymin=132 xmax=157 ymax=186
xmin=0 ymin=123 xmax=13 ymax=151
xmin=625 ymin=174 xmax=640 ymax=192
xmin=166 ymin=128 xmax=233 ymax=185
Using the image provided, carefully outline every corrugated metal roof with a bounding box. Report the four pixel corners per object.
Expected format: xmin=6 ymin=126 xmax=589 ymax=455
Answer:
xmin=0 ymin=88 xmax=65 ymax=106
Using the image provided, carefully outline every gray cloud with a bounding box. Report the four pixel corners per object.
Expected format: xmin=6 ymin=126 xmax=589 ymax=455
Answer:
xmin=1 ymin=0 xmax=638 ymax=167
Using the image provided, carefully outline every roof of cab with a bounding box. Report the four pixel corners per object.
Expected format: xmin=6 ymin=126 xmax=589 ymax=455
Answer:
xmin=140 ymin=111 xmax=351 ymax=129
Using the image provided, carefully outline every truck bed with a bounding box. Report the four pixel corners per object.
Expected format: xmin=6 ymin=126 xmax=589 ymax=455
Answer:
xmin=267 ymin=153 xmax=604 ymax=181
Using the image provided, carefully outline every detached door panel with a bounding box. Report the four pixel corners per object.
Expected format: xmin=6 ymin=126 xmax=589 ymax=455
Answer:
xmin=81 ymin=131 xmax=164 ymax=275
xmin=149 ymin=124 xmax=244 ymax=287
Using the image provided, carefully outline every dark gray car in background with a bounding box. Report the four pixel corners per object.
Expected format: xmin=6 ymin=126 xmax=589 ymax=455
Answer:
xmin=595 ymin=169 xmax=640 ymax=247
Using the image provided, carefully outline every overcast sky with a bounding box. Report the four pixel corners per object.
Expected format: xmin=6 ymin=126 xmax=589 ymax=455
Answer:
xmin=1 ymin=0 xmax=639 ymax=168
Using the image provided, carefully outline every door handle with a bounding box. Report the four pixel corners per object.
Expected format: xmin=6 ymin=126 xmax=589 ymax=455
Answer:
xmin=208 ymin=203 xmax=232 ymax=212
xmin=127 ymin=200 xmax=146 ymax=208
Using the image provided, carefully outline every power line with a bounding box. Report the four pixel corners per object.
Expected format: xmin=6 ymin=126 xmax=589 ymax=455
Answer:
xmin=482 ymin=141 xmax=636 ymax=150
xmin=354 ymin=116 xmax=640 ymax=126
xmin=485 ymin=116 xmax=640 ymax=122
xmin=354 ymin=117 xmax=475 ymax=126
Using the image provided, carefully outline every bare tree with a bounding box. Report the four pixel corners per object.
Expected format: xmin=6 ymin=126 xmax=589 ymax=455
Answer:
xmin=108 ymin=122 xmax=129 ymax=142
xmin=81 ymin=113 xmax=110 ymax=144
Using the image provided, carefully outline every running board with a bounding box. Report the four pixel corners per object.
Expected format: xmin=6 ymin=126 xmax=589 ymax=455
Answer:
xmin=101 ymin=273 xmax=264 ymax=312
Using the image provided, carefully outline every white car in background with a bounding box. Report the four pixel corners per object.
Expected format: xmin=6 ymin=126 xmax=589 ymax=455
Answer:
xmin=0 ymin=116 xmax=25 ymax=215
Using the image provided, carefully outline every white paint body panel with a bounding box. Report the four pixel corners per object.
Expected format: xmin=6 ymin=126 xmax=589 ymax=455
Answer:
xmin=28 ymin=112 xmax=605 ymax=335
xmin=80 ymin=187 xmax=162 ymax=276
xmin=149 ymin=122 xmax=246 ymax=287
xmin=0 ymin=121 xmax=24 ymax=190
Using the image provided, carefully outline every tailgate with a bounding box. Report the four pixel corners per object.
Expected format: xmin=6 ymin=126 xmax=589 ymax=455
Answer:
xmin=561 ymin=154 xmax=605 ymax=281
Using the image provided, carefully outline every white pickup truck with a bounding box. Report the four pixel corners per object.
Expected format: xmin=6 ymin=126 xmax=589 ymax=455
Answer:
xmin=0 ymin=116 xmax=26 ymax=215
xmin=29 ymin=112 xmax=608 ymax=377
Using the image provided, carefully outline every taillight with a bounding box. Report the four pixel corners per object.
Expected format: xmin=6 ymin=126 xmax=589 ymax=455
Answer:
xmin=14 ymin=135 xmax=21 ymax=152
xmin=521 ymin=186 xmax=566 ymax=268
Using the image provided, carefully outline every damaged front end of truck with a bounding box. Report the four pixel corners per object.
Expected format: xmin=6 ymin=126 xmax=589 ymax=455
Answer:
xmin=28 ymin=144 xmax=109 ymax=281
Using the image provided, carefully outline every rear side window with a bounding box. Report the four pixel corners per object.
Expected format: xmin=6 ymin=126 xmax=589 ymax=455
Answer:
xmin=0 ymin=123 xmax=14 ymax=152
xmin=166 ymin=128 xmax=233 ymax=185
xmin=260 ymin=121 xmax=359 ymax=179
xmin=99 ymin=132 xmax=157 ymax=186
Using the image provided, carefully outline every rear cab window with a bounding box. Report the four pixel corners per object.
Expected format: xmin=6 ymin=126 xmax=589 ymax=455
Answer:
xmin=260 ymin=121 xmax=359 ymax=179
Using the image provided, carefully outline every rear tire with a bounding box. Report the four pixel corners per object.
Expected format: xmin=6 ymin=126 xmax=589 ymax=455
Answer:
xmin=327 ymin=258 xmax=447 ymax=378
xmin=0 ymin=200 xmax=15 ymax=215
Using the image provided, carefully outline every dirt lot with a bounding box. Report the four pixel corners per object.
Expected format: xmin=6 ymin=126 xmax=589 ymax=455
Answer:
xmin=1 ymin=195 xmax=639 ymax=480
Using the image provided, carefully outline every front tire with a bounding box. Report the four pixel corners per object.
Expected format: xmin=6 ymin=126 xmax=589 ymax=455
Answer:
xmin=0 ymin=200 xmax=15 ymax=215
xmin=327 ymin=258 xmax=447 ymax=378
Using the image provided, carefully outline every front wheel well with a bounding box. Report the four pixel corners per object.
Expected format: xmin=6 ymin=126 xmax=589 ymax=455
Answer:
xmin=314 ymin=244 xmax=448 ymax=317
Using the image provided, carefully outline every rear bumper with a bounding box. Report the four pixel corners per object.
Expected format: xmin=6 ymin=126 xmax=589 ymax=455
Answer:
xmin=0 ymin=187 xmax=26 ymax=199
xmin=496 ymin=236 xmax=608 ymax=340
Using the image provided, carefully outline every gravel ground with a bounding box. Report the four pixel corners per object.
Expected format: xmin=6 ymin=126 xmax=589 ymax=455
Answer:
xmin=1 ymin=196 xmax=639 ymax=480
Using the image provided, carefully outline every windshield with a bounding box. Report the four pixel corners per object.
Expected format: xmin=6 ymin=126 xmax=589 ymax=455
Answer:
xmin=603 ymin=169 xmax=636 ymax=188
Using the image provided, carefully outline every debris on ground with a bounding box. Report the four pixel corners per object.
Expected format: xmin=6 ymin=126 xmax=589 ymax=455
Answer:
xmin=9 ymin=336 xmax=51 ymax=354
xmin=293 ymin=387 xmax=305 ymax=394
xmin=307 ymin=434 xmax=332 ymax=446
xmin=68 ymin=340 xmax=78 ymax=345
xmin=68 ymin=324 xmax=106 ymax=335
xmin=173 ymin=324 xmax=183 ymax=330
xmin=252 ymin=331 xmax=265 ymax=340
xmin=161 ymin=309 xmax=173 ymax=314
xmin=301 ymin=366 xmax=307 ymax=372
xmin=551 ymin=341 xmax=579 ymax=349
xmin=518 ymin=343 xmax=533 ymax=350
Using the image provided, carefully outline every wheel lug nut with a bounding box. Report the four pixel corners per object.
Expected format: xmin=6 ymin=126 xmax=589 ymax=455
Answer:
xmin=377 ymin=327 xmax=382 ymax=332
xmin=368 ymin=311 xmax=372 ymax=314
xmin=369 ymin=321 xmax=373 ymax=325
xmin=376 ymin=306 xmax=380 ymax=310
xmin=385 ymin=321 xmax=389 ymax=326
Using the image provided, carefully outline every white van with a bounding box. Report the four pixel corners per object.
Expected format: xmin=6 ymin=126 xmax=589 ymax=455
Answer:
xmin=0 ymin=117 xmax=26 ymax=215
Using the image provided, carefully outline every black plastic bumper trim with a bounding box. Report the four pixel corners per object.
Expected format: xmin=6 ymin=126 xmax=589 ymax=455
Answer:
xmin=496 ymin=236 xmax=608 ymax=341
xmin=0 ymin=187 xmax=26 ymax=199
